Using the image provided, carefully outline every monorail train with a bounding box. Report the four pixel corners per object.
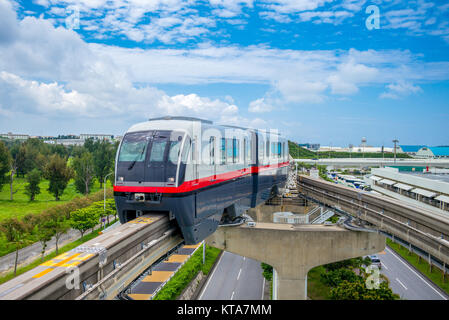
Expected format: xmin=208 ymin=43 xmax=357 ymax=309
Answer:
xmin=113 ymin=116 xmax=290 ymax=244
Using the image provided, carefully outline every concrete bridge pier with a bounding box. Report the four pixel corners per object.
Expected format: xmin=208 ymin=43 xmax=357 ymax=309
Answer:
xmin=206 ymin=223 xmax=385 ymax=300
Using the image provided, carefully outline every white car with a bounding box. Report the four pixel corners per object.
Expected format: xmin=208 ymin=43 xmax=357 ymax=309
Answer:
xmin=247 ymin=221 xmax=256 ymax=227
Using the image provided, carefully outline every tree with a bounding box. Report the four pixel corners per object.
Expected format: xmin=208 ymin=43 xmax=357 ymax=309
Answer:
xmin=330 ymin=279 xmax=399 ymax=300
xmin=70 ymin=207 xmax=99 ymax=238
xmin=45 ymin=209 xmax=70 ymax=254
xmin=72 ymin=152 xmax=95 ymax=195
xmin=24 ymin=168 xmax=42 ymax=201
xmin=0 ymin=141 xmax=10 ymax=192
xmin=44 ymin=154 xmax=74 ymax=201
xmin=35 ymin=213 xmax=55 ymax=261
xmin=93 ymin=140 xmax=114 ymax=188
xmin=0 ymin=218 xmax=30 ymax=276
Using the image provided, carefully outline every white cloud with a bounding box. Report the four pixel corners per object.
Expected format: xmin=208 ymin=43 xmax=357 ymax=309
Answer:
xmin=248 ymin=98 xmax=274 ymax=113
xmin=380 ymin=81 xmax=422 ymax=99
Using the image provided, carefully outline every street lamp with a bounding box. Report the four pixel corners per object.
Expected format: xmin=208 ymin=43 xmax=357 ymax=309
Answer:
xmin=104 ymin=171 xmax=114 ymax=228
xmin=392 ymin=139 xmax=399 ymax=164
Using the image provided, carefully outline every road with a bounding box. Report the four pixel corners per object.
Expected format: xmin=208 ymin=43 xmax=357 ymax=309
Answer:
xmin=377 ymin=247 xmax=448 ymax=300
xmin=198 ymin=251 xmax=265 ymax=300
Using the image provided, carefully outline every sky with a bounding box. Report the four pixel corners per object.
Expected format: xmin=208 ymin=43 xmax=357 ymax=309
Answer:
xmin=0 ymin=0 xmax=448 ymax=147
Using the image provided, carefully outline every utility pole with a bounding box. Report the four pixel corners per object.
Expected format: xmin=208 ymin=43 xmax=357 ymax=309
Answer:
xmin=393 ymin=139 xmax=399 ymax=164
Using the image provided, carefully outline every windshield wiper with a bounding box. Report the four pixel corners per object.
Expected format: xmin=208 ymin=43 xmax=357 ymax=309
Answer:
xmin=128 ymin=146 xmax=147 ymax=170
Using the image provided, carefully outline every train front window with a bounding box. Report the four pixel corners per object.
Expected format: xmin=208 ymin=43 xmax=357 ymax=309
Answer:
xmin=149 ymin=140 xmax=167 ymax=162
xmin=168 ymin=140 xmax=181 ymax=164
xmin=118 ymin=132 xmax=150 ymax=162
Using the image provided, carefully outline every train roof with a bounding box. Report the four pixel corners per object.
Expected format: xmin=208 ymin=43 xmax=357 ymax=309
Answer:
xmin=148 ymin=116 xmax=213 ymax=124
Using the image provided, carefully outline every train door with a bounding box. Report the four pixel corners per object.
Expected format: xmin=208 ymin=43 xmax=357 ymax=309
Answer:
xmin=145 ymin=131 xmax=170 ymax=183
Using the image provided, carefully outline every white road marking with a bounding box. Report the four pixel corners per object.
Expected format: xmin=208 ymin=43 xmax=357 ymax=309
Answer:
xmin=382 ymin=263 xmax=388 ymax=270
xmin=386 ymin=247 xmax=447 ymax=300
xmin=198 ymin=251 xmax=224 ymax=300
xmin=231 ymin=291 xmax=235 ymax=300
xmin=261 ymin=277 xmax=265 ymax=300
xmin=237 ymin=268 xmax=242 ymax=280
xmin=396 ymin=278 xmax=408 ymax=290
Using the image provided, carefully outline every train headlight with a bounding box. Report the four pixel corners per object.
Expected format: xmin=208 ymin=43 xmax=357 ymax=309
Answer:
xmin=168 ymin=177 xmax=175 ymax=182
xmin=118 ymin=176 xmax=124 ymax=182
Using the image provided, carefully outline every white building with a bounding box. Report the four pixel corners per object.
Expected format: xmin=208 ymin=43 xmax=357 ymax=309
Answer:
xmin=80 ymin=134 xmax=114 ymax=141
xmin=0 ymin=132 xmax=29 ymax=140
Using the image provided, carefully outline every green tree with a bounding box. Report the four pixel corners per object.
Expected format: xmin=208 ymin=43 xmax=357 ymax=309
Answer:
xmin=93 ymin=140 xmax=114 ymax=188
xmin=0 ymin=218 xmax=30 ymax=276
xmin=330 ymin=279 xmax=399 ymax=300
xmin=44 ymin=154 xmax=74 ymax=201
xmin=0 ymin=141 xmax=10 ymax=192
xmin=24 ymin=168 xmax=42 ymax=201
xmin=35 ymin=213 xmax=56 ymax=261
xmin=69 ymin=207 xmax=99 ymax=238
xmin=72 ymin=152 xmax=95 ymax=195
xmin=45 ymin=209 xmax=70 ymax=254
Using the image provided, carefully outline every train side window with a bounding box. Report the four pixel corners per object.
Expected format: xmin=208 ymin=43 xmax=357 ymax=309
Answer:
xmin=278 ymin=142 xmax=281 ymax=158
xmin=221 ymin=138 xmax=226 ymax=164
xmin=232 ymin=138 xmax=239 ymax=163
xmin=226 ymin=138 xmax=233 ymax=163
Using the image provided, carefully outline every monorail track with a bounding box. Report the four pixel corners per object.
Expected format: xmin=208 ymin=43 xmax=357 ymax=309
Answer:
xmin=0 ymin=214 xmax=181 ymax=300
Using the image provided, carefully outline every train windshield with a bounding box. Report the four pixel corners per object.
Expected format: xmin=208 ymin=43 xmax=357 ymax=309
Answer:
xmin=116 ymin=130 xmax=187 ymax=184
xmin=118 ymin=132 xmax=149 ymax=162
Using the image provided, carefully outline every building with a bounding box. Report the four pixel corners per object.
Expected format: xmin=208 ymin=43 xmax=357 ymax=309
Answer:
xmin=416 ymin=146 xmax=449 ymax=159
xmin=0 ymin=132 xmax=29 ymax=140
xmin=55 ymin=139 xmax=84 ymax=146
xmin=298 ymin=143 xmax=320 ymax=151
xmin=366 ymin=167 xmax=449 ymax=213
xmin=318 ymin=146 xmax=394 ymax=153
xmin=80 ymin=134 xmax=114 ymax=141
xmin=398 ymin=145 xmax=427 ymax=156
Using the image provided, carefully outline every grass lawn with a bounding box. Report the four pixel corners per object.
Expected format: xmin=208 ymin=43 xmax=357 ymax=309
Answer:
xmin=0 ymin=177 xmax=113 ymax=221
xmin=387 ymin=239 xmax=449 ymax=296
xmin=307 ymin=266 xmax=331 ymax=300
xmin=0 ymin=219 xmax=118 ymax=285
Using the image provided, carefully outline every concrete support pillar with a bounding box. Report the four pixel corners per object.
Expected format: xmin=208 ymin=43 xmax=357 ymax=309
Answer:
xmin=206 ymin=222 xmax=385 ymax=300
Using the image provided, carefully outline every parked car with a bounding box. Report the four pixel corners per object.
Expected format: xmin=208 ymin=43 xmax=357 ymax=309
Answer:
xmin=369 ymin=255 xmax=382 ymax=269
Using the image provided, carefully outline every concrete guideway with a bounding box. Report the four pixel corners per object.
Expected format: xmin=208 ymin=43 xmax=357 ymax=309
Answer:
xmin=297 ymin=175 xmax=449 ymax=272
xmin=206 ymin=222 xmax=385 ymax=300
xmin=294 ymin=158 xmax=449 ymax=169
xmin=0 ymin=214 xmax=178 ymax=300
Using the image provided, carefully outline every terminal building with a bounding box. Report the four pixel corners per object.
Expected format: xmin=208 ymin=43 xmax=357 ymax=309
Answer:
xmin=366 ymin=167 xmax=449 ymax=214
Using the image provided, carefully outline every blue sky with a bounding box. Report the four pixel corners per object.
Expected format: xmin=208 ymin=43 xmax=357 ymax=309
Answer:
xmin=0 ymin=0 xmax=448 ymax=147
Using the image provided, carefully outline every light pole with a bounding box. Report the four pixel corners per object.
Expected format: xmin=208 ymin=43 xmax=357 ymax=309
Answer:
xmin=104 ymin=171 xmax=114 ymax=227
xmin=392 ymin=139 xmax=399 ymax=164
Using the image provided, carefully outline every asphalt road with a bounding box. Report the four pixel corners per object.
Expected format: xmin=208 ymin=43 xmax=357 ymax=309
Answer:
xmin=377 ymin=247 xmax=448 ymax=300
xmin=198 ymin=251 xmax=265 ymax=300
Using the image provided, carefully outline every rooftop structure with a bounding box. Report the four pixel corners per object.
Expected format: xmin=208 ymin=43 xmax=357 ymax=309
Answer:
xmin=416 ymin=146 xmax=449 ymax=159
xmin=366 ymin=167 xmax=449 ymax=213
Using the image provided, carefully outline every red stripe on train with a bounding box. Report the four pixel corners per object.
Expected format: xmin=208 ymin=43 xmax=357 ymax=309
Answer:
xmin=114 ymin=161 xmax=290 ymax=194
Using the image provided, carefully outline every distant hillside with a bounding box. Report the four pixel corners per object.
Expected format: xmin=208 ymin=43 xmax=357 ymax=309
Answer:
xmin=288 ymin=140 xmax=411 ymax=159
